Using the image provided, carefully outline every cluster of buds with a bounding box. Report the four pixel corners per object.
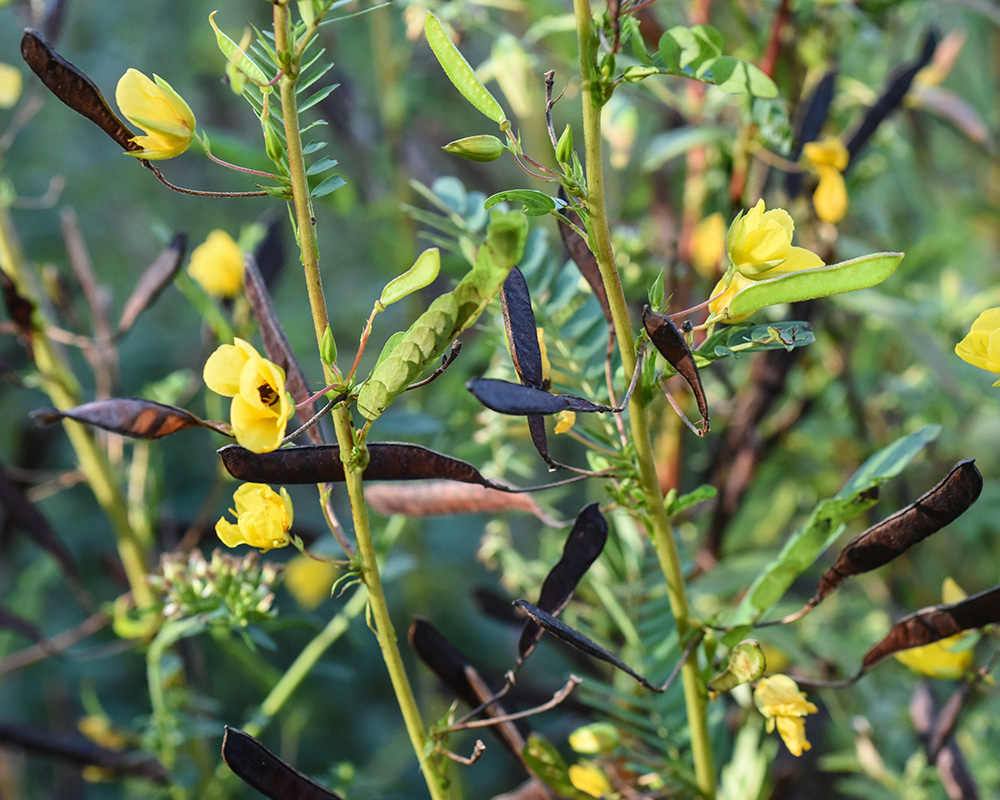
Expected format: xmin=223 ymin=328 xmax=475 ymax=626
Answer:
xmin=148 ymin=549 xmax=282 ymax=627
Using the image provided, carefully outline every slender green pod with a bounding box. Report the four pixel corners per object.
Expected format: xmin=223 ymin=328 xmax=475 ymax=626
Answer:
xmin=357 ymin=211 xmax=528 ymax=420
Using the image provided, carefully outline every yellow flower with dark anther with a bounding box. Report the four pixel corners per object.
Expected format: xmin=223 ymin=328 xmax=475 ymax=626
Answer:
xmin=216 ymin=482 xmax=293 ymax=551
xmin=956 ymin=308 xmax=1000 ymax=382
xmin=0 ymin=62 xmax=23 ymax=109
xmin=802 ymin=137 xmax=849 ymax=224
xmin=188 ymin=230 xmax=245 ymax=298
xmin=708 ymin=199 xmax=825 ymax=324
xmin=284 ymin=554 xmax=338 ymax=610
xmin=204 ymin=338 xmax=294 ymax=453
xmin=895 ymin=578 xmax=975 ymax=679
xmin=115 ymin=68 xmax=195 ymax=160
xmin=754 ymin=674 xmax=819 ymax=757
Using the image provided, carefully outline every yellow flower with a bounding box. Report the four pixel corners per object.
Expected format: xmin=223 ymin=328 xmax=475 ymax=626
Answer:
xmin=216 ymin=483 xmax=293 ymax=551
xmin=802 ymin=137 xmax=849 ymax=224
xmin=754 ymin=674 xmax=819 ymax=757
xmin=708 ymin=199 xmax=825 ymax=323
xmin=0 ymin=62 xmax=23 ymax=109
xmin=554 ymin=410 xmax=576 ymax=435
xmin=691 ymin=212 xmax=727 ymax=278
xmin=284 ymin=554 xmax=338 ymax=610
xmin=115 ymin=68 xmax=196 ymax=160
xmin=204 ymin=338 xmax=294 ymax=453
xmin=956 ymin=307 xmax=1000 ymax=380
xmin=568 ymin=763 xmax=613 ymax=798
xmin=188 ymin=230 xmax=245 ymax=298
xmin=894 ymin=578 xmax=975 ymax=679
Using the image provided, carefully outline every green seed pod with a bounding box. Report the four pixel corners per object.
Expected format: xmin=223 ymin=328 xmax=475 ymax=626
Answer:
xmin=320 ymin=325 xmax=337 ymax=366
xmin=356 ymin=211 xmax=528 ymax=421
xmin=379 ymin=248 xmax=441 ymax=308
xmin=443 ymin=135 xmax=506 ymax=163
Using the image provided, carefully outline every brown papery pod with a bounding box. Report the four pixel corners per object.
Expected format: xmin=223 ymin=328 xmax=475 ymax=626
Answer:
xmin=518 ymin=503 xmax=608 ymax=663
xmin=500 ymin=267 xmax=545 ymax=389
xmin=117 ymin=233 xmax=187 ymax=337
xmin=861 ymin=585 xmax=1000 ymax=673
xmin=365 ymin=481 xmax=565 ymax=527
xmin=20 ymin=29 xmax=137 ymax=152
xmin=814 ymin=460 xmax=982 ymax=603
xmin=242 ymin=255 xmax=319 ymax=440
xmin=642 ymin=305 xmax=709 ymax=435
xmin=467 ymin=377 xmax=612 ymax=415
xmin=222 ymin=727 xmax=344 ymax=800
xmin=556 ymin=190 xmax=612 ymax=325
xmin=2 ymin=271 xmax=36 ymax=339
xmin=219 ymin=442 xmax=506 ymax=489
xmin=33 ymin=398 xmax=231 ymax=439
xmin=514 ymin=600 xmax=664 ymax=692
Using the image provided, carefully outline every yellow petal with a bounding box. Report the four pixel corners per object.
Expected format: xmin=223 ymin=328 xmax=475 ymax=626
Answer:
xmin=942 ymin=577 xmax=967 ymax=605
xmin=554 ymin=410 xmax=576 ymax=435
xmin=188 ymin=230 xmax=245 ymax=298
xmin=284 ymin=555 xmax=338 ymax=610
xmin=115 ymin=69 xmax=195 ymax=160
xmin=812 ymin=167 xmax=848 ymax=224
xmin=204 ymin=339 xmax=258 ymax=397
xmin=774 ymin=714 xmax=811 ymax=757
xmin=691 ymin=212 xmax=726 ymax=276
xmin=215 ymin=518 xmax=245 ymax=547
xmin=894 ymin=635 xmax=974 ymax=679
xmin=568 ymin=763 xmax=612 ymax=798
xmin=802 ymin=137 xmax=849 ymax=171
xmin=231 ymin=395 xmax=286 ymax=453
xmin=0 ymin=62 xmax=23 ymax=109
xmin=238 ymin=354 xmax=287 ymax=412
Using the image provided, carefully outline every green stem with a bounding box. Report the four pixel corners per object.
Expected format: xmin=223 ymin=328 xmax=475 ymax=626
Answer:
xmin=0 ymin=204 xmax=153 ymax=612
xmin=273 ymin=7 xmax=444 ymax=799
xmin=571 ymin=3 xmax=715 ymax=796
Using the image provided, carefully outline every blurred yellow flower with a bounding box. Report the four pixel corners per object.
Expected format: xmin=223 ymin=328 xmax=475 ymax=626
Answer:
xmin=554 ymin=410 xmax=576 ymax=435
xmin=691 ymin=212 xmax=726 ymax=277
xmin=188 ymin=230 xmax=245 ymax=298
xmin=0 ymin=62 xmax=23 ymax=109
xmin=568 ymin=763 xmax=613 ymax=798
xmin=216 ymin=482 xmax=293 ymax=551
xmin=284 ymin=554 xmax=338 ymax=610
xmin=115 ymin=68 xmax=195 ymax=160
xmin=708 ymin=200 xmax=824 ymax=323
xmin=754 ymin=674 xmax=818 ymax=757
xmin=956 ymin=307 xmax=1000 ymax=382
xmin=204 ymin=338 xmax=294 ymax=453
xmin=894 ymin=578 xmax=975 ymax=679
xmin=802 ymin=137 xmax=849 ymax=224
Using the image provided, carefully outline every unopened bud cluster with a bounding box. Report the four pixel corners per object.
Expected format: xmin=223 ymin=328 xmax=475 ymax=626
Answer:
xmin=149 ymin=549 xmax=283 ymax=627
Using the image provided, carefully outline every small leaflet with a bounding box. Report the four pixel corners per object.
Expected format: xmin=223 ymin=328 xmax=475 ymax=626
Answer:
xmin=117 ymin=233 xmax=187 ymax=337
xmin=813 ymin=460 xmax=982 ymax=603
xmin=33 ymin=398 xmax=231 ymax=439
xmin=642 ymin=305 xmax=709 ymax=435
xmin=222 ymin=727 xmax=345 ymax=800
xmin=518 ymin=503 xmax=608 ymax=663
xmin=20 ymin=29 xmax=137 ymax=152
xmin=861 ymin=585 xmax=1000 ymax=674
xmin=466 ymin=378 xmax=612 ymax=416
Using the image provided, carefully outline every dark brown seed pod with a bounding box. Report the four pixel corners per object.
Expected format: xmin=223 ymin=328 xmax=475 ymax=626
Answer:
xmin=467 ymin=377 xmax=612 ymax=416
xmin=518 ymin=503 xmax=608 ymax=663
xmin=861 ymin=585 xmax=1000 ymax=673
xmin=1 ymin=271 xmax=36 ymax=339
xmin=0 ymin=461 xmax=78 ymax=579
xmin=846 ymin=30 xmax=938 ymax=164
xmin=365 ymin=481 xmax=564 ymax=526
xmin=222 ymin=727 xmax=344 ymax=800
xmin=513 ymin=600 xmax=664 ymax=692
xmin=33 ymin=398 xmax=231 ymax=439
xmin=218 ymin=442 xmax=506 ymax=489
xmin=242 ymin=255 xmax=320 ymax=440
xmin=642 ymin=305 xmax=709 ymax=435
xmin=500 ymin=266 xmax=545 ymax=389
xmin=556 ymin=190 xmax=612 ymax=325
xmin=20 ymin=29 xmax=137 ymax=152
xmin=117 ymin=233 xmax=186 ymax=337
xmin=814 ymin=460 xmax=982 ymax=603
xmin=785 ymin=69 xmax=837 ymax=198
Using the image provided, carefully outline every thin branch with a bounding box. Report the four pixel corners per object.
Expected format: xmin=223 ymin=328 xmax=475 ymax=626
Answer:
xmin=144 ymin=163 xmax=270 ymax=197
xmin=443 ymin=675 xmax=583 ymax=734
xmin=405 ymin=342 xmax=463 ymax=391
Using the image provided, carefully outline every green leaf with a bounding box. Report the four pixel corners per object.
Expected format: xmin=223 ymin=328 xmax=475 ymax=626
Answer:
xmin=209 ymin=11 xmax=269 ymax=86
xmin=306 ymin=157 xmax=339 ymax=176
xmin=298 ymin=82 xmax=338 ymax=113
xmin=484 ymin=189 xmax=561 ymax=216
xmin=726 ymin=321 xmax=814 ymax=352
xmin=642 ymin=125 xmax=730 ymax=171
xmin=725 ymin=252 xmax=904 ymax=320
xmin=379 ymin=248 xmax=441 ymax=307
xmin=733 ymin=425 xmax=940 ymax=623
xmin=311 ymin=174 xmax=346 ymax=198
xmin=424 ymin=12 xmax=507 ymax=126
xmin=521 ymin=735 xmax=589 ymax=800
xmin=665 ymin=484 xmax=717 ymax=516
xmin=710 ymin=56 xmax=778 ymax=98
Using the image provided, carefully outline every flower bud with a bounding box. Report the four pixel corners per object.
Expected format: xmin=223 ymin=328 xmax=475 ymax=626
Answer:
xmin=442 ymin=134 xmax=505 ymax=163
xmin=556 ymin=124 xmax=574 ymax=164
